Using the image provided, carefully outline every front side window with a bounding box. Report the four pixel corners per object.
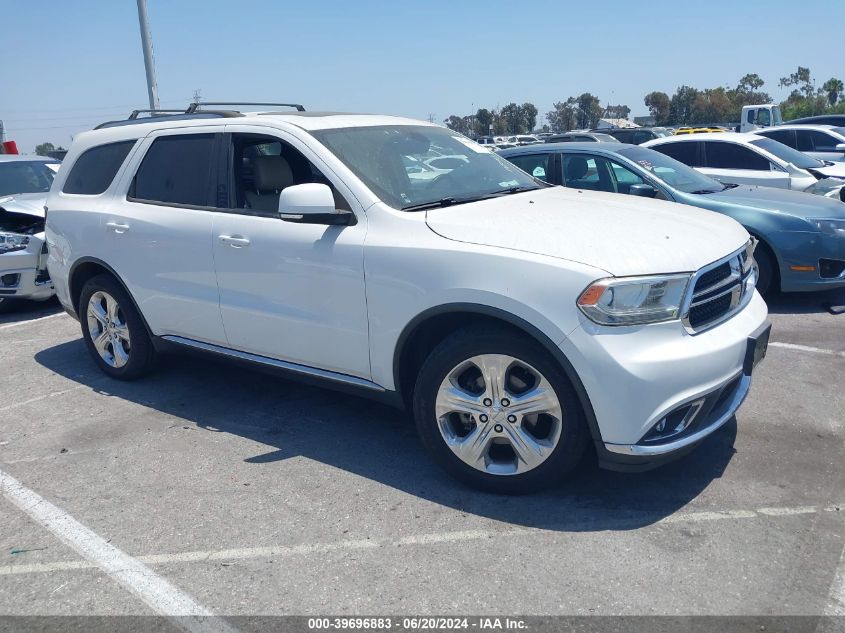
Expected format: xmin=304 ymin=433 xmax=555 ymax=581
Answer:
xmin=311 ymin=125 xmax=540 ymax=210
xmin=227 ymin=133 xmax=350 ymax=214
xmin=131 ymin=134 xmax=216 ymax=207
xmin=0 ymin=161 xmax=58 ymax=196
xmin=796 ymin=130 xmax=839 ymax=152
xmin=506 ymin=153 xmax=552 ymax=182
xmin=760 ymin=129 xmax=796 ymax=149
xmin=748 ymin=137 xmax=823 ymax=169
xmin=705 ymin=141 xmax=770 ymax=171
xmin=62 ymin=141 xmax=135 ymax=195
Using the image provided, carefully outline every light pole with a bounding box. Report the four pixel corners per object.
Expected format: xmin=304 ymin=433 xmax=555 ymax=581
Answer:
xmin=136 ymin=0 xmax=160 ymax=110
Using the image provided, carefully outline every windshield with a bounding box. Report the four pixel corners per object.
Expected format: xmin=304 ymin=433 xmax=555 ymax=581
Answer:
xmin=749 ymin=137 xmax=823 ymax=169
xmin=311 ymin=125 xmax=541 ymax=210
xmin=0 ymin=161 xmax=57 ymax=197
xmin=617 ymin=146 xmax=725 ymax=194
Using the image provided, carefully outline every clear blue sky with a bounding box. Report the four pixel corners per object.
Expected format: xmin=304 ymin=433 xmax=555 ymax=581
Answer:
xmin=1 ymin=0 xmax=842 ymax=153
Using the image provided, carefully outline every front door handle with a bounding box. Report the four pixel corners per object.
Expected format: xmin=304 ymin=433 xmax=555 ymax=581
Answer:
xmin=105 ymin=222 xmax=130 ymax=234
xmin=218 ymin=235 xmax=250 ymax=248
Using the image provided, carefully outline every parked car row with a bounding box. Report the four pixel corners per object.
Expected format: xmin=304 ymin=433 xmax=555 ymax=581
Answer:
xmin=499 ymin=142 xmax=845 ymax=295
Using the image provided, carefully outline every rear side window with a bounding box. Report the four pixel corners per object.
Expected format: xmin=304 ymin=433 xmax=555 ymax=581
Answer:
xmin=705 ymin=141 xmax=770 ymax=170
xmin=796 ymin=129 xmax=839 ymax=152
xmin=506 ymin=153 xmax=552 ymax=182
xmin=653 ymin=141 xmax=701 ymax=166
xmin=62 ymin=141 xmax=136 ymax=195
xmin=131 ymin=134 xmax=216 ymax=207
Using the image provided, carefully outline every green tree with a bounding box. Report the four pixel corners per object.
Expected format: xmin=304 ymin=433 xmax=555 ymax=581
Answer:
xmin=604 ymin=104 xmax=631 ymax=120
xmin=779 ymin=66 xmax=813 ymax=99
xmin=822 ymin=78 xmax=844 ymax=106
xmin=521 ymin=102 xmax=538 ymax=132
xmin=500 ymin=103 xmax=524 ymax=134
xmin=35 ymin=142 xmax=55 ymax=156
xmin=443 ymin=115 xmax=468 ymax=135
xmin=546 ymin=99 xmax=577 ymax=132
xmin=690 ymin=88 xmax=733 ymax=124
xmin=475 ymin=108 xmax=493 ymax=136
xmin=669 ymin=86 xmax=700 ymax=124
xmin=575 ymin=93 xmax=602 ymax=129
xmin=644 ymin=91 xmax=671 ymax=125
xmin=737 ymin=73 xmax=764 ymax=93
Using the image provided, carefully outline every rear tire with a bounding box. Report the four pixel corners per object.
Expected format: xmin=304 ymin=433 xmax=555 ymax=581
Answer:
xmin=79 ymin=274 xmax=156 ymax=380
xmin=412 ymin=326 xmax=589 ymax=494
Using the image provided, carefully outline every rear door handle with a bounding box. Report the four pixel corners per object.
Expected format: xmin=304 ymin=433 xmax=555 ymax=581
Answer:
xmin=218 ymin=235 xmax=250 ymax=248
xmin=105 ymin=222 xmax=130 ymax=234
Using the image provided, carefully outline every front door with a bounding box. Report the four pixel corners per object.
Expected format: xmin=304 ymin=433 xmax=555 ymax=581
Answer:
xmin=211 ymin=125 xmax=371 ymax=379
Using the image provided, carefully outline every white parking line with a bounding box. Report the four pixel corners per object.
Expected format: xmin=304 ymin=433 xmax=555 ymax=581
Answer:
xmin=0 ymin=468 xmax=237 ymax=633
xmin=769 ymin=341 xmax=845 ymax=358
xmin=0 ymin=502 xmax=841 ymax=578
xmin=0 ymin=311 xmax=67 ymax=330
xmin=827 ymin=543 xmax=845 ymax=616
xmin=0 ymin=385 xmax=88 ymax=413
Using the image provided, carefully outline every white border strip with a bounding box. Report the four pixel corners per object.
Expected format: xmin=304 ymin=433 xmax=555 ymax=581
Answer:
xmin=769 ymin=341 xmax=845 ymax=358
xmin=0 ymin=468 xmax=236 ymax=633
xmin=0 ymin=312 xmax=67 ymax=330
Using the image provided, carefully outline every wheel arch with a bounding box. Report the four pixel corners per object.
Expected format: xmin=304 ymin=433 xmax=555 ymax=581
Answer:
xmin=393 ymin=303 xmax=604 ymax=444
xmin=68 ymin=257 xmax=155 ymax=338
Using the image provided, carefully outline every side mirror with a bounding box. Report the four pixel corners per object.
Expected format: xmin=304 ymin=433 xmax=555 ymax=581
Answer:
xmin=278 ymin=183 xmax=354 ymax=226
xmin=629 ymin=183 xmax=657 ymax=198
xmin=835 ymin=143 xmax=845 ymax=152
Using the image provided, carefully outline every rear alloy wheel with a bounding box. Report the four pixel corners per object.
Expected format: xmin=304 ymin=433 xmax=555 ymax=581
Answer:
xmin=80 ymin=274 xmax=155 ymax=380
xmin=413 ymin=328 xmax=588 ymax=493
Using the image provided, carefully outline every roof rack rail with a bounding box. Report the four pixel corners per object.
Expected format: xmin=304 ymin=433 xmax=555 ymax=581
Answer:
xmin=186 ymin=101 xmax=306 ymax=113
xmin=128 ymin=109 xmax=185 ymax=119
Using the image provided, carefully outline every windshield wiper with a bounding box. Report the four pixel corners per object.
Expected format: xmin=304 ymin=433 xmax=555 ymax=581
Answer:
xmin=482 ymin=185 xmax=540 ymax=197
xmin=401 ymin=197 xmax=460 ymax=212
xmin=689 ymin=189 xmax=721 ymax=194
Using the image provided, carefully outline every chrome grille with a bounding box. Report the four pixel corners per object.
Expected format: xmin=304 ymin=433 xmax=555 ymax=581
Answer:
xmin=682 ymin=240 xmax=757 ymax=334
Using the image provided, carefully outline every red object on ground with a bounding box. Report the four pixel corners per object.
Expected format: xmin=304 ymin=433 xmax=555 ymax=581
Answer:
xmin=1 ymin=141 xmax=19 ymax=154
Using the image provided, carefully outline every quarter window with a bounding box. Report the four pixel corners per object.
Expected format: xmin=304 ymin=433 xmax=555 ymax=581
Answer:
xmin=130 ymin=134 xmax=216 ymax=207
xmin=62 ymin=141 xmax=136 ymax=195
xmin=705 ymin=142 xmax=770 ymax=171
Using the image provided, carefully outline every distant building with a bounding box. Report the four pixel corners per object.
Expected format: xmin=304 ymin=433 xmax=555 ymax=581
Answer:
xmin=634 ymin=115 xmax=656 ymax=126
xmin=596 ymin=118 xmax=638 ymax=129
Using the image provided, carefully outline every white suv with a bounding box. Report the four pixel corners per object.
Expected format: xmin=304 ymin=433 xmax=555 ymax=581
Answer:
xmin=46 ymin=106 xmax=770 ymax=493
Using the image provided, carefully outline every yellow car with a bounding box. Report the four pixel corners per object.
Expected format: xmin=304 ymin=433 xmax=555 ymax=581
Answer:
xmin=673 ymin=127 xmax=729 ymax=135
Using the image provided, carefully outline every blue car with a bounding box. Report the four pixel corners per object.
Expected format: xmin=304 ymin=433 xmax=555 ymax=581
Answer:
xmin=499 ymin=143 xmax=845 ymax=294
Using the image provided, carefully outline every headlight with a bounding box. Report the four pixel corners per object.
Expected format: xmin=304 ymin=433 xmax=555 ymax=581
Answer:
xmin=577 ymin=274 xmax=692 ymax=326
xmin=808 ymin=218 xmax=845 ymax=238
xmin=0 ymin=232 xmax=30 ymax=253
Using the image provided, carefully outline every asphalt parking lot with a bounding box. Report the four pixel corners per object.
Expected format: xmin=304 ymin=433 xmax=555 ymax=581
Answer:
xmin=1 ymin=290 xmax=844 ymax=624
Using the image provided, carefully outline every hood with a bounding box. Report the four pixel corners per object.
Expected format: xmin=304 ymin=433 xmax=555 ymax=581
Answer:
xmin=0 ymin=192 xmax=48 ymax=218
xmin=0 ymin=193 xmax=48 ymax=235
xmin=425 ymin=187 xmax=749 ymax=277
xmin=706 ymin=184 xmax=845 ymax=219
xmin=813 ymin=161 xmax=845 ymax=179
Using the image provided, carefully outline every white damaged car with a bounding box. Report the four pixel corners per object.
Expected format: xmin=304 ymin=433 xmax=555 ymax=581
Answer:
xmin=0 ymin=156 xmax=60 ymax=312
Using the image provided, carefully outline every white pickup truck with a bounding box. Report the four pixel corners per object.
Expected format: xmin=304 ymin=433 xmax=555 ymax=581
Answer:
xmin=738 ymin=104 xmax=783 ymax=133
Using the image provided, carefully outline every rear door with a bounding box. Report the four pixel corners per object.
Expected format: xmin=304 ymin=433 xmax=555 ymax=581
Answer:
xmin=505 ymin=152 xmax=556 ymax=184
xmin=105 ymin=127 xmax=227 ymax=343
xmin=795 ymin=129 xmax=845 ymax=162
xmin=701 ymin=140 xmax=790 ymax=188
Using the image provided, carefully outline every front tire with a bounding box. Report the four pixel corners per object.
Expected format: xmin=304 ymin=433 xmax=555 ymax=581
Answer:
xmin=412 ymin=327 xmax=589 ymax=494
xmin=79 ymin=274 xmax=156 ymax=380
xmin=754 ymin=242 xmax=778 ymax=296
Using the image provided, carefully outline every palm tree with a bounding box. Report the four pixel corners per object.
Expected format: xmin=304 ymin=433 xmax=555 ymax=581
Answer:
xmin=822 ymin=78 xmax=844 ymax=107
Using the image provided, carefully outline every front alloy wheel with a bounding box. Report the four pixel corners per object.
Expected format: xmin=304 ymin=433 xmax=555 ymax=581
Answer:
xmin=413 ymin=327 xmax=588 ymax=493
xmin=435 ymin=354 xmax=563 ymax=475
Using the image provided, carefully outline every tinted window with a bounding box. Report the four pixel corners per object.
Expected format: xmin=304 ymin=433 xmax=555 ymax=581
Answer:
xmin=705 ymin=142 xmax=770 ymax=170
xmin=62 ymin=141 xmax=135 ymax=195
xmin=760 ymin=129 xmax=796 ymax=148
xmin=632 ymin=131 xmax=654 ymax=145
xmin=573 ymin=136 xmax=596 ymax=142
xmin=748 ymin=137 xmax=823 ymax=169
xmin=652 ymin=141 xmax=701 ymax=166
xmin=796 ymin=129 xmax=840 ymax=152
xmin=131 ymin=134 xmax=215 ymax=206
xmin=611 ymin=131 xmax=633 ymax=143
xmin=506 ymin=153 xmax=552 ymax=182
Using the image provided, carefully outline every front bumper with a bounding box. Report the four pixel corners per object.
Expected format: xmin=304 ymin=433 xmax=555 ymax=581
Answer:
xmin=771 ymin=230 xmax=845 ymax=292
xmin=560 ymin=291 xmax=769 ymax=471
xmin=0 ymin=235 xmax=54 ymax=302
